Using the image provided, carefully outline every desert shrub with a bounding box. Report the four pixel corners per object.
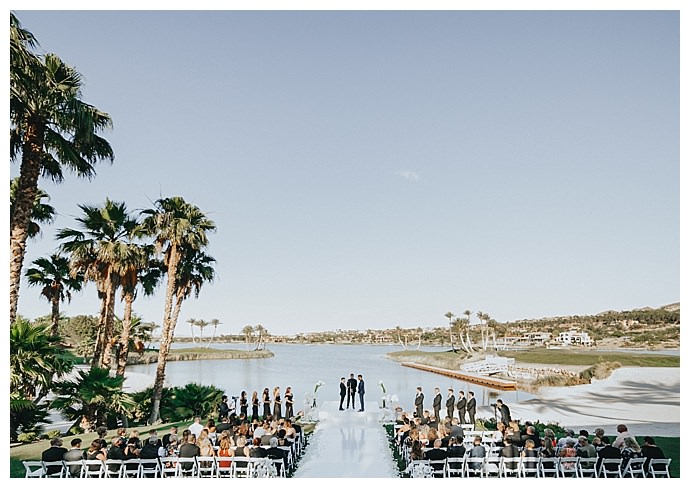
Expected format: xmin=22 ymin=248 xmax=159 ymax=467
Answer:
xmin=17 ymin=432 xmax=38 ymax=443
xmin=69 ymin=425 xmax=84 ymax=435
xmin=45 ymin=429 xmax=62 ymax=439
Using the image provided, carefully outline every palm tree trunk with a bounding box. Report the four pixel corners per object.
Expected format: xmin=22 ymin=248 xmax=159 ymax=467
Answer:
xmin=50 ymin=295 xmax=60 ymax=337
xmin=9 ymin=132 xmax=43 ymax=325
xmin=92 ymin=288 xmax=108 ymax=367
xmin=149 ymin=247 xmax=179 ymax=424
xmin=116 ymin=292 xmax=134 ymax=377
xmin=100 ymin=274 xmax=117 ymax=370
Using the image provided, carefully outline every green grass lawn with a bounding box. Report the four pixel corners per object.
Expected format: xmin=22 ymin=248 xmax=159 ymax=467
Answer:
xmin=498 ymin=349 xmax=680 ymax=367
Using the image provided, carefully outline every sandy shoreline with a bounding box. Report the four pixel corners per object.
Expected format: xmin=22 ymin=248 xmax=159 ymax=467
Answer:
xmin=477 ymin=366 xmax=680 ymax=437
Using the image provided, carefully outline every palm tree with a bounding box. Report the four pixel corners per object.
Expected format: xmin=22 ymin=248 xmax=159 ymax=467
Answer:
xmin=10 ymin=14 xmax=113 ymax=325
xmin=10 ymin=178 xmax=56 ymax=239
xmin=196 ymin=319 xmax=209 ymax=346
xmin=242 ymin=325 xmax=254 ymax=351
xmin=208 ymin=318 xmax=221 ymax=348
xmin=186 ymin=318 xmax=198 ymax=346
xmin=445 ymin=311 xmax=457 ymax=353
xmin=57 ymin=199 xmax=139 ymax=369
xmin=141 ymin=196 xmax=216 ymax=424
xmin=254 ymin=324 xmax=267 ymax=351
xmin=50 ymin=366 xmax=136 ymax=432
xmin=115 ymin=245 xmax=163 ymax=377
xmin=25 ymin=253 xmax=83 ymax=336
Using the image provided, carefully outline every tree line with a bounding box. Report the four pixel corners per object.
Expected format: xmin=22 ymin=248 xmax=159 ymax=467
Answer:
xmin=9 ymin=13 xmax=218 ymax=438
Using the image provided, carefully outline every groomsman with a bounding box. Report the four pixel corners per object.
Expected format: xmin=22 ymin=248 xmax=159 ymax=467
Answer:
xmin=467 ymin=391 xmax=477 ymax=427
xmin=432 ymin=387 xmax=442 ymax=422
xmin=456 ymin=390 xmax=467 ymax=424
xmin=339 ymin=377 xmax=347 ymax=411
xmin=414 ymin=387 xmax=424 ymax=418
xmin=446 ymin=388 xmax=456 ymax=420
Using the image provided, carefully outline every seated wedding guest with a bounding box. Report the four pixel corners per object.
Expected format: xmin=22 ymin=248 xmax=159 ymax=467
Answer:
xmin=139 ymin=436 xmax=161 ymax=459
xmin=63 ymin=438 xmax=85 ymax=477
xmin=641 ymin=436 xmax=666 ymax=472
xmin=265 ymin=437 xmax=288 ymax=475
xmin=467 ymin=436 xmax=486 ymax=472
xmin=107 ymin=436 xmax=128 ymax=461
xmin=216 ymin=435 xmax=234 ymax=470
xmin=594 ymin=428 xmax=611 ymax=445
xmin=507 ymin=421 xmax=523 ymax=448
xmin=248 ymin=437 xmax=266 ymax=458
xmin=188 ymin=417 xmax=204 ymax=438
xmin=612 ymin=424 xmax=633 ymax=449
xmin=41 ymin=437 xmax=68 ymax=476
xmin=594 ymin=437 xmax=621 ymax=473
xmin=500 ymin=437 xmax=520 ymax=472
xmin=178 ymin=429 xmax=201 ymax=459
xmin=197 ymin=429 xmax=216 ymax=457
xmin=424 ymin=438 xmax=447 ymax=461
xmin=84 ymin=439 xmax=107 ymax=473
xmin=162 ymin=426 xmax=178 ymax=448
xmin=620 ymin=436 xmax=643 ymax=468
xmin=521 ymin=424 xmax=541 ymax=448
xmin=521 ymin=439 xmax=539 ymax=475
xmin=557 ymin=429 xmax=577 ymax=449
xmin=164 ymin=434 xmax=179 ymax=456
xmin=576 ymin=435 xmax=597 ymax=458
xmin=410 ymin=439 xmax=425 ymax=461
xmin=446 ymin=437 xmax=465 ymax=472
xmin=127 ymin=429 xmax=142 ymax=452
xmin=542 ymin=428 xmax=556 ymax=451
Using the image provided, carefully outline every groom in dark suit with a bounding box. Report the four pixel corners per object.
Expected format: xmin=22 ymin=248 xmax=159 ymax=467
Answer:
xmin=339 ymin=377 xmax=347 ymax=410
xmin=414 ymin=386 xmax=424 ymax=418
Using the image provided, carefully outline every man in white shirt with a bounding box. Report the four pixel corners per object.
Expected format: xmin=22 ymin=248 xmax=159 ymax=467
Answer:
xmin=188 ymin=416 xmax=203 ymax=438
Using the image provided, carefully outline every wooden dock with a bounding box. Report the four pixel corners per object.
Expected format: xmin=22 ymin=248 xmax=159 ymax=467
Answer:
xmin=401 ymin=362 xmax=518 ymax=390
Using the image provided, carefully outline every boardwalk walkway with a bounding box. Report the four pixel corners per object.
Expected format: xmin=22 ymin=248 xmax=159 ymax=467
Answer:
xmin=293 ymin=400 xmax=399 ymax=478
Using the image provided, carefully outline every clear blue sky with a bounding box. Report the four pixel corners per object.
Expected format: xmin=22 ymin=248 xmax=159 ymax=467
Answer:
xmin=9 ymin=8 xmax=682 ymax=337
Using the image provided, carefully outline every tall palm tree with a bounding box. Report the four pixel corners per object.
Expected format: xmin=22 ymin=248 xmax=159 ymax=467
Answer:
xmin=10 ymin=178 xmax=56 ymax=239
xmin=186 ymin=318 xmax=198 ymax=346
xmin=115 ymin=245 xmax=163 ymax=377
xmin=445 ymin=311 xmax=457 ymax=353
xmin=141 ymin=196 xmax=216 ymax=423
xmin=25 ymin=253 xmax=83 ymax=336
xmin=196 ymin=319 xmax=209 ymax=346
xmin=208 ymin=318 xmax=221 ymax=348
xmin=57 ymin=199 xmax=139 ymax=369
xmin=254 ymin=324 xmax=267 ymax=351
xmin=10 ymin=14 xmax=113 ymax=325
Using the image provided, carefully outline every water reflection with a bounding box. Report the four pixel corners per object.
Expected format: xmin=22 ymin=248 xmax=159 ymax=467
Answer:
xmin=129 ymin=343 xmax=533 ymax=413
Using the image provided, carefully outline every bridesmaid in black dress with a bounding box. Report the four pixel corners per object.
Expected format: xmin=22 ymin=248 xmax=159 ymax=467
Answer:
xmin=284 ymin=386 xmax=294 ymax=419
xmin=239 ymin=390 xmax=248 ymax=418
xmin=273 ymin=386 xmax=282 ymax=420
xmin=262 ymin=387 xmax=271 ymax=419
xmin=251 ymin=391 xmax=259 ymax=422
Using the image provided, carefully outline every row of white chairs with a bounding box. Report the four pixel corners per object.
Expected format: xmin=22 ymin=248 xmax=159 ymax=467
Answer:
xmin=403 ymin=456 xmax=671 ymax=478
xmin=23 ymin=455 xmax=288 ymax=478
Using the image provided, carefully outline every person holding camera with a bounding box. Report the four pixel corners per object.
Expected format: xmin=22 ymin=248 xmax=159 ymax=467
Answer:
xmin=496 ymin=399 xmax=511 ymax=425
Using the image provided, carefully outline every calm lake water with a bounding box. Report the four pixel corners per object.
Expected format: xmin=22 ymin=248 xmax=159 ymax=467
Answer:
xmin=128 ymin=343 xmax=534 ymax=413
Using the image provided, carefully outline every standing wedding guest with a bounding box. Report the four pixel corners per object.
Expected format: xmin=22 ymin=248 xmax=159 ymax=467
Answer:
xmin=339 ymin=377 xmax=347 ymax=411
xmin=446 ymin=388 xmax=456 ymax=420
xmin=262 ymin=388 xmax=272 ymax=419
xmin=466 ymin=391 xmax=477 ymax=426
xmin=251 ymin=390 xmax=260 ymax=421
xmin=188 ymin=416 xmax=204 ymax=438
xmin=432 ymin=387 xmax=442 ymax=422
xmin=218 ymin=394 xmax=230 ymax=421
xmin=357 ymin=374 xmax=366 ymax=411
xmin=456 ymin=391 xmax=467 ymax=424
xmin=284 ymin=386 xmax=294 ymax=419
xmin=414 ymin=387 xmax=424 ymax=418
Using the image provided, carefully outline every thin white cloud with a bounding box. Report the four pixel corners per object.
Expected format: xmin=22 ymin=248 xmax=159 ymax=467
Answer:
xmin=395 ymin=170 xmax=419 ymax=181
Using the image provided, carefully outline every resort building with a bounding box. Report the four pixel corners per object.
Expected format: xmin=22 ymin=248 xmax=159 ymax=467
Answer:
xmin=556 ymin=330 xmax=594 ymax=347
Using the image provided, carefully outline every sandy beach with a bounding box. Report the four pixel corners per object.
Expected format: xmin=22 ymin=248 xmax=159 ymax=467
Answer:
xmin=477 ymin=366 xmax=680 ymax=437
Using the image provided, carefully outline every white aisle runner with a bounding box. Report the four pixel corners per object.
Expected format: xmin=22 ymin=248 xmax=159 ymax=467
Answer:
xmin=293 ymin=400 xmax=400 ymax=478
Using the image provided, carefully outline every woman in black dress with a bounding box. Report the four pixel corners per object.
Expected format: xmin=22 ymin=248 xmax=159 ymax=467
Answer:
xmin=273 ymin=386 xmax=282 ymax=420
xmin=262 ymin=387 xmax=271 ymax=419
xmin=239 ymin=390 xmax=248 ymax=418
xmin=251 ymin=390 xmax=259 ymax=421
xmin=284 ymin=386 xmax=294 ymax=419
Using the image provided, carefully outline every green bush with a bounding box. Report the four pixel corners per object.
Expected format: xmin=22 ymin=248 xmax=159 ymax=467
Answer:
xmin=17 ymin=432 xmax=38 ymax=443
xmin=46 ymin=429 xmax=62 ymax=439
xmin=69 ymin=425 xmax=84 ymax=435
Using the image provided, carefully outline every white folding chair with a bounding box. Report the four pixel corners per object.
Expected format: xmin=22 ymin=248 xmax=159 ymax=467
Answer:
xmin=63 ymin=459 xmax=84 ymax=478
xmin=520 ymin=455 xmax=539 ymax=477
xmin=267 ymin=457 xmax=286 ymax=477
xmin=428 ymin=458 xmax=447 ymax=478
xmin=499 ymin=456 xmax=521 ymax=477
xmin=278 ymin=445 xmax=293 ymax=470
xmin=81 ymin=459 xmax=106 ymax=478
xmin=445 ymin=457 xmax=464 ymax=477
xmin=250 ymin=457 xmax=278 ymax=478
xmin=598 ymin=458 xmax=623 ymax=478
xmin=22 ymin=461 xmax=44 ymax=478
xmin=122 ymin=459 xmax=140 ymax=478
xmin=647 ymin=458 xmax=671 ymax=478
xmin=215 ymin=457 xmax=234 ymax=478
xmin=159 ymin=456 xmax=178 ymax=478
xmin=622 ymin=457 xmax=647 ymax=478
xmin=405 ymin=460 xmax=433 ymax=478
xmin=41 ymin=460 xmax=66 ymax=478
xmin=558 ymin=456 xmax=580 ymax=477
xmin=231 ymin=456 xmax=252 ymax=478
xmin=484 ymin=454 xmax=500 ymax=477
xmin=138 ymin=458 xmax=161 ymax=478
xmin=464 ymin=457 xmax=485 ymax=477
xmin=538 ymin=457 xmax=560 ymax=478
xmin=196 ymin=456 xmax=216 ymax=477
xmin=174 ymin=457 xmax=198 ymax=477
xmin=104 ymin=459 xmax=124 ymax=478
xmin=578 ymin=457 xmax=598 ymax=477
